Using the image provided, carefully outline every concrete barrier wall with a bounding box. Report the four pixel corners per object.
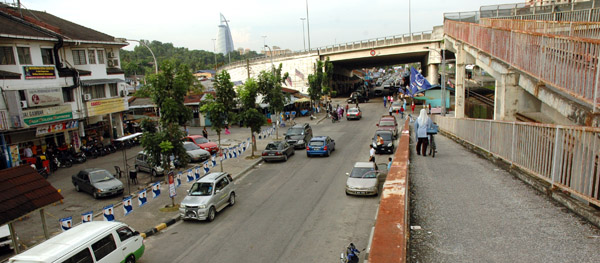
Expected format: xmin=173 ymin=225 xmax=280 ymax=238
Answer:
xmin=368 ymin=119 xmax=410 ymax=263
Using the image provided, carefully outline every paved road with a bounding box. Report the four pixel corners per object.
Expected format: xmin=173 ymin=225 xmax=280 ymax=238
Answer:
xmin=408 ymin=130 xmax=600 ymax=262
xmin=140 ymin=101 xmax=394 ymax=263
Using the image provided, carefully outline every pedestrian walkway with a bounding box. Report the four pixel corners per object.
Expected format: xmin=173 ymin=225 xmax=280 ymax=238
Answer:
xmin=407 ymin=130 xmax=600 ymax=262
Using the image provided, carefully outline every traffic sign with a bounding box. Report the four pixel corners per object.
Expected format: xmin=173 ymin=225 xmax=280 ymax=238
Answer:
xmin=370 ymin=49 xmax=376 ymax=56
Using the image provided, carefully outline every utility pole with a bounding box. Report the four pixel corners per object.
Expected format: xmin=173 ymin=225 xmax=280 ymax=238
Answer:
xmin=262 ymin=36 xmax=267 ymax=54
xmin=300 ymin=18 xmax=306 ymax=51
xmin=212 ymin=39 xmax=217 ymax=70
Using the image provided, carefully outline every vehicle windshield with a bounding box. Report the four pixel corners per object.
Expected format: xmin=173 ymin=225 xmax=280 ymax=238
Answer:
xmin=348 ymin=109 xmax=359 ymax=113
xmin=194 ymin=137 xmax=209 ymax=144
xmin=189 ymin=182 xmax=213 ymax=196
xmin=350 ymin=167 xmax=376 ymax=178
xmin=184 ymin=143 xmax=200 ymax=151
xmin=286 ymin=128 xmax=304 ymax=136
xmin=379 ymin=120 xmax=395 ymax=126
xmin=309 ymin=141 xmax=324 ymax=147
xmin=89 ymin=170 xmax=115 ymax=183
xmin=266 ymin=143 xmax=280 ymax=150
xmin=375 ymin=133 xmax=393 ymax=141
xmin=392 ymin=102 xmax=402 ymax=107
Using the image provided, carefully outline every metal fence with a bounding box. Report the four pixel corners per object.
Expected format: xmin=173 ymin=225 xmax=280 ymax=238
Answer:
xmin=317 ymin=30 xmax=435 ymax=54
xmin=480 ymin=18 xmax=600 ymax=39
xmin=444 ymin=20 xmax=600 ymax=109
xmin=433 ymin=115 xmax=600 ymax=207
xmin=446 ymin=1 xmax=600 ymax=23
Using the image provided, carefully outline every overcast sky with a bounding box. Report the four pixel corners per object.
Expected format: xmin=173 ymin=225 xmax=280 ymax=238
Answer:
xmin=22 ymin=0 xmax=521 ymax=52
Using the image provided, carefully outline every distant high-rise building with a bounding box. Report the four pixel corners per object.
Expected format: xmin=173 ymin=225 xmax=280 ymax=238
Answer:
xmin=216 ymin=13 xmax=234 ymax=55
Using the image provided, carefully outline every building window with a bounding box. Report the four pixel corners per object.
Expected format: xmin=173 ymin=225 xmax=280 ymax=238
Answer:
xmin=97 ymin=50 xmax=105 ymax=64
xmin=72 ymin=50 xmax=86 ymax=65
xmin=0 ymin=46 xmax=16 ymax=65
xmin=109 ymin=83 xmax=118 ymax=97
xmin=62 ymin=87 xmax=73 ymax=102
xmin=41 ymin=48 xmax=54 ymax=65
xmin=88 ymin=49 xmax=96 ymax=64
xmin=17 ymin=47 xmax=32 ymax=64
xmin=84 ymin=84 xmax=106 ymax=99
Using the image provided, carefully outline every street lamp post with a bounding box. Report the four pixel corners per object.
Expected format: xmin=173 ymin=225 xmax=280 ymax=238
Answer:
xmin=306 ymin=0 xmax=311 ymax=51
xmin=425 ymin=47 xmax=446 ymax=116
xmin=211 ymin=38 xmax=217 ymax=69
xmin=300 ymin=18 xmax=306 ymax=51
xmin=264 ymin=45 xmax=280 ymax=139
xmin=262 ymin=36 xmax=267 ymax=54
xmin=123 ymin=39 xmax=158 ymax=74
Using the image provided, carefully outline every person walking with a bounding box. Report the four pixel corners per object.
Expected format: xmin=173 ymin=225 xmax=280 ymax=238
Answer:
xmin=414 ymin=109 xmax=433 ymax=155
xmin=400 ymin=106 xmax=405 ymax=119
xmin=387 ymin=157 xmax=393 ymax=170
xmin=369 ymin=145 xmax=376 ymax=163
xmin=202 ymin=127 xmax=208 ymax=139
xmin=428 ymin=103 xmax=432 ymax=114
xmin=383 ymin=96 xmax=387 ymax=108
xmin=388 ymin=105 xmax=393 ymax=116
xmin=411 ymin=101 xmax=415 ymax=114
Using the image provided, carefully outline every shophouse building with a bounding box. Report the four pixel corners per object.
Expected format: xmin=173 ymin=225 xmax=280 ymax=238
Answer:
xmin=0 ymin=4 xmax=129 ymax=169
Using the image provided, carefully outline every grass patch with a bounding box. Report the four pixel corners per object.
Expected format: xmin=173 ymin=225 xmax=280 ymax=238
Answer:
xmin=159 ymin=204 xmax=180 ymax=212
xmin=245 ymin=155 xmax=261 ymax=160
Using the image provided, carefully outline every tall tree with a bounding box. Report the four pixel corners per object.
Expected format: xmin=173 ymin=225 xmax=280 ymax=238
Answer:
xmin=140 ymin=60 xmax=195 ymax=180
xmin=257 ymin=63 xmax=289 ymax=139
xmin=307 ymin=60 xmax=324 ymax=115
xmin=200 ymin=70 xmax=237 ymax=171
xmin=237 ymin=78 xmax=266 ymax=156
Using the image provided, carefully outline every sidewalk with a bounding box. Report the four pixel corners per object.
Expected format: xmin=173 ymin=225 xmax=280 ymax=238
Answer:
xmin=5 ymin=109 xmax=330 ymax=258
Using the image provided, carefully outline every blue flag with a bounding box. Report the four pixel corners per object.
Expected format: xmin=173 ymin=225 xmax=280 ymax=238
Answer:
xmin=409 ymin=67 xmax=432 ymax=97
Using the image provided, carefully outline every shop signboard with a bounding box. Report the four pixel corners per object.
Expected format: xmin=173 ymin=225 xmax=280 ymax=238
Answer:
xmin=25 ymin=87 xmax=64 ymax=107
xmin=22 ymin=105 xmax=73 ymax=128
xmin=35 ymin=120 xmax=79 ymax=136
xmin=0 ymin=110 xmax=9 ymax=130
xmin=86 ymin=98 xmax=127 ymax=116
xmin=23 ymin=66 xmax=56 ymax=79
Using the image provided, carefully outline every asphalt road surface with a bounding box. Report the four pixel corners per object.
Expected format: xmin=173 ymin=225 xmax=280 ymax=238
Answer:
xmin=141 ymin=101 xmax=393 ymax=263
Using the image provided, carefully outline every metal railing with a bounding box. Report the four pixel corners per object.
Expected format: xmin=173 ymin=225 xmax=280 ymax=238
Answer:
xmin=433 ymin=116 xmax=600 ymax=207
xmin=445 ymin=0 xmax=600 ymax=23
xmin=221 ymin=30 xmax=440 ymax=70
xmin=480 ymin=18 xmax=600 ymax=39
xmin=444 ymin=19 xmax=600 ymax=109
xmin=317 ymin=30 xmax=436 ymax=54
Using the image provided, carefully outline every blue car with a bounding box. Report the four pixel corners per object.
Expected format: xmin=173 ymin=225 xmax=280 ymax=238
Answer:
xmin=306 ymin=136 xmax=336 ymax=157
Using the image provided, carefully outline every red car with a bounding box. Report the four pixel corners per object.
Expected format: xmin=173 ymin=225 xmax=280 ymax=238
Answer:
xmin=185 ymin=135 xmax=219 ymax=154
xmin=376 ymin=115 xmax=398 ymax=138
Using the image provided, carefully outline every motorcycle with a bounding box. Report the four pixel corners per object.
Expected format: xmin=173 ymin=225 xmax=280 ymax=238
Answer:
xmin=331 ymin=111 xmax=340 ymax=123
xmin=340 ymin=243 xmax=360 ymax=263
xmin=80 ymin=144 xmax=98 ymax=159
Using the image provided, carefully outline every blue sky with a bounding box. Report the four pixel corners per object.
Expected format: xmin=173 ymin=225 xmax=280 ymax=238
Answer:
xmin=22 ymin=0 xmax=522 ymax=52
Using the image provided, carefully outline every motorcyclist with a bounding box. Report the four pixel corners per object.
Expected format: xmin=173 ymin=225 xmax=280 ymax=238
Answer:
xmin=346 ymin=243 xmax=359 ymax=263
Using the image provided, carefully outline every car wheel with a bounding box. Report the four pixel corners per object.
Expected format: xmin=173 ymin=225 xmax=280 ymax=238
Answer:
xmin=207 ymin=207 xmax=216 ymax=222
xmin=325 ymin=150 xmax=330 ymax=157
xmin=306 ymin=153 xmax=310 ymax=157
xmin=135 ymin=165 xmax=140 ymax=172
xmin=74 ymin=184 xmax=80 ymax=192
xmin=93 ymin=191 xmax=99 ymax=199
xmin=229 ymin=193 xmax=236 ymax=206
xmin=152 ymin=169 xmax=157 ymax=177
xmin=125 ymin=255 xmax=136 ymax=263
xmin=284 ymin=154 xmax=288 ymax=161
xmin=345 ymin=191 xmax=350 ymax=196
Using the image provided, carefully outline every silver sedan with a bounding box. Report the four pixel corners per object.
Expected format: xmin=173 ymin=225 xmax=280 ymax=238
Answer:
xmin=262 ymin=141 xmax=295 ymax=162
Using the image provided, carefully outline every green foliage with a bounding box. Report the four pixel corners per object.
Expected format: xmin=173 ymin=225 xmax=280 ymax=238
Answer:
xmin=257 ymin=64 xmax=290 ymax=115
xmin=237 ymin=78 xmax=266 ymax=155
xmin=307 ymin=58 xmax=334 ymax=107
xmin=140 ymin=60 xmax=196 ymax=171
xmin=200 ymin=71 xmax=237 ymax=137
xmin=120 ymin=40 xmax=263 ymax=76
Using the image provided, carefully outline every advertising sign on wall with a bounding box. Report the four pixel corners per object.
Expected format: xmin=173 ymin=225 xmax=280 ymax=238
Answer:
xmin=22 ymin=105 xmax=72 ymax=128
xmin=86 ymin=98 xmax=127 ymax=116
xmin=23 ymin=66 xmax=56 ymax=79
xmin=35 ymin=120 xmax=79 ymax=136
xmin=26 ymin=87 xmax=64 ymax=107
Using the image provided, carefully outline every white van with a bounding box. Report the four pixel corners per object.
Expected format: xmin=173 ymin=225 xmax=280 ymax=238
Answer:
xmin=9 ymin=221 xmax=144 ymax=263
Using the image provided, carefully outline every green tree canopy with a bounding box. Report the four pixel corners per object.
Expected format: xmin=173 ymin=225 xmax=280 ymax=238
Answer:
xmin=237 ymin=78 xmax=266 ymax=156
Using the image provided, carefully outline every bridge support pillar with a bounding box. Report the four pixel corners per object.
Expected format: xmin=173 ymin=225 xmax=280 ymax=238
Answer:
xmin=494 ymin=73 xmax=519 ymax=121
xmin=455 ymin=44 xmax=466 ymax=118
xmin=427 ymin=64 xmax=439 ymax=85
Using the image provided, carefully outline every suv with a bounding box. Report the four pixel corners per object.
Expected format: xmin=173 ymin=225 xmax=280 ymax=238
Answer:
xmin=180 ymin=172 xmax=236 ymax=222
xmin=134 ymin=151 xmax=165 ymax=177
xmin=285 ymin=123 xmax=313 ymax=149
xmin=347 ymin=91 xmax=369 ymax=104
xmin=376 ymin=115 xmax=399 ymax=138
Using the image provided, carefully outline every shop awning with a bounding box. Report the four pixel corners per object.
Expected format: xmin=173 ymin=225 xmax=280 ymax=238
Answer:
xmin=81 ymin=78 xmax=125 ymax=86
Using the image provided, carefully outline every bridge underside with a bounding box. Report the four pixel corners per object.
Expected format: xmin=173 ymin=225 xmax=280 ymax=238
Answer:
xmin=325 ymin=51 xmax=429 ymax=69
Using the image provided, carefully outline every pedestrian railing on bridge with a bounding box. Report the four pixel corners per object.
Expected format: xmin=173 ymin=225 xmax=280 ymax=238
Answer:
xmin=444 ymin=19 xmax=600 ymax=111
xmin=480 ymin=18 xmax=600 ymax=40
xmin=317 ymin=30 xmax=436 ymax=55
xmin=445 ymin=1 xmax=600 ymax=23
xmin=433 ymin=115 xmax=600 ymax=207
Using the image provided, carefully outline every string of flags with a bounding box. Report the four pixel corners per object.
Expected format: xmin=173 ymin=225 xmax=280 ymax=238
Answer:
xmin=59 ymin=126 xmax=280 ymax=231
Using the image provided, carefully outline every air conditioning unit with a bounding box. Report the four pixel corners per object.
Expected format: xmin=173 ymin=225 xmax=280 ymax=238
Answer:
xmin=107 ymin=52 xmax=115 ymax=58
xmin=83 ymin=94 xmax=92 ymax=101
xmin=20 ymin=100 xmax=28 ymax=109
xmin=107 ymin=59 xmax=119 ymax=68
xmin=120 ymin=89 xmax=127 ymax=97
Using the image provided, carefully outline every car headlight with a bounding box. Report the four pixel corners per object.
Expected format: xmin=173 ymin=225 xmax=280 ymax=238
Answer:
xmin=198 ymin=204 xmax=206 ymax=209
xmin=157 ymin=167 xmax=164 ymax=172
xmin=388 ymin=143 xmax=393 ymax=147
xmin=372 ymin=142 xmax=377 ymax=147
xmin=298 ymin=140 xmax=304 ymax=144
